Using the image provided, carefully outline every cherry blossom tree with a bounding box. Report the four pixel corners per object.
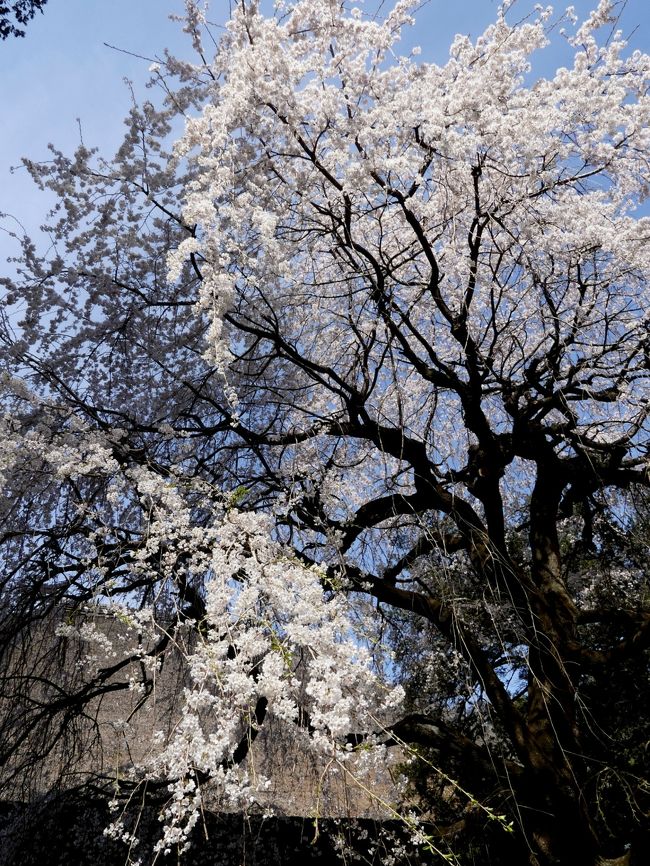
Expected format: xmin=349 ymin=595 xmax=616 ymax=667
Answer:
xmin=1 ymin=1 xmax=649 ymax=864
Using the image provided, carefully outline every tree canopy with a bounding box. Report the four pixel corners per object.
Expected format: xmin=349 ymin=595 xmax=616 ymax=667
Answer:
xmin=0 ymin=0 xmax=47 ymax=39
xmin=1 ymin=2 xmax=649 ymax=864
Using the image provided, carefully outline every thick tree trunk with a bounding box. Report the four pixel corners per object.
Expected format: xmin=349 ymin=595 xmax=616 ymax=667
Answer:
xmin=521 ymin=469 xmax=601 ymax=865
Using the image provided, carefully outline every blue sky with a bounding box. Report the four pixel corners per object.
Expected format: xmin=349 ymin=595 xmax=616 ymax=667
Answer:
xmin=1 ymin=0 xmax=649 ymax=267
